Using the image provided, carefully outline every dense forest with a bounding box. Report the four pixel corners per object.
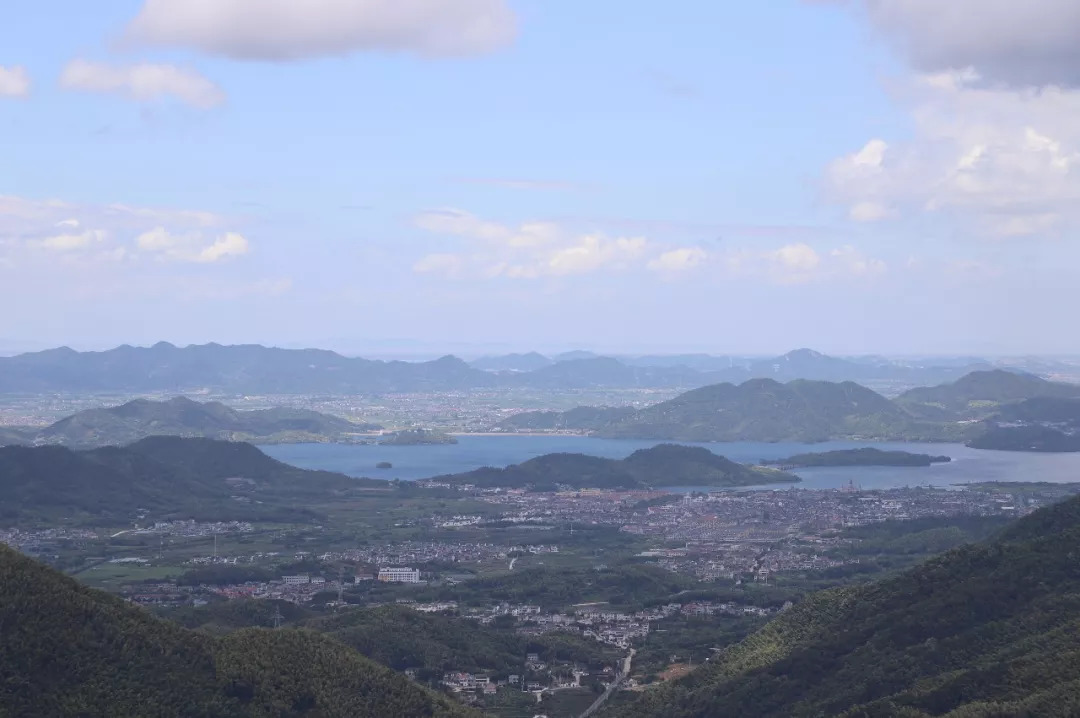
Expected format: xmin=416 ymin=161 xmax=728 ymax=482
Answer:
xmin=0 ymin=396 xmax=382 ymax=449
xmin=0 ymin=436 xmax=387 ymax=524
xmin=0 ymin=544 xmax=479 ymax=718
xmin=436 ymin=444 xmax=796 ymax=491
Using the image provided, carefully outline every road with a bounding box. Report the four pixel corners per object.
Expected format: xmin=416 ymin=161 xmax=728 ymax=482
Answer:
xmin=579 ymin=648 xmax=634 ymax=718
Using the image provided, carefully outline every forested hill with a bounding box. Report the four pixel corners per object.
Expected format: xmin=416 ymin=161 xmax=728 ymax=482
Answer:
xmin=0 ymin=545 xmax=479 ymax=718
xmin=606 ymin=494 xmax=1080 ymax=718
xmin=896 ymin=369 xmax=1080 ymax=421
xmin=0 ymin=436 xmax=384 ymax=525
xmin=0 ymin=396 xmax=381 ymax=449
xmin=599 ymin=378 xmax=935 ymax=442
xmin=434 ymin=444 xmax=797 ymax=490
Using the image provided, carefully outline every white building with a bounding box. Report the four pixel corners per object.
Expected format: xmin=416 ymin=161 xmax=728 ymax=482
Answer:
xmin=378 ymin=567 xmax=421 ymax=583
xmin=282 ymin=574 xmax=310 ymax=585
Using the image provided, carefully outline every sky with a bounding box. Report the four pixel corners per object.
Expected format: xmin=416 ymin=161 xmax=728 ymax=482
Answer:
xmin=2 ymin=0 xmax=1079 ymax=357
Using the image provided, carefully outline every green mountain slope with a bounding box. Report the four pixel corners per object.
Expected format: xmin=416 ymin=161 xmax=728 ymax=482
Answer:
xmin=9 ymin=396 xmax=381 ymax=448
xmin=607 ymin=494 xmax=1080 ymax=718
xmin=311 ymin=604 xmax=620 ymax=680
xmin=897 ymin=370 xmax=1080 ymax=421
xmin=0 ymin=436 xmax=382 ymax=524
xmin=967 ymin=425 xmax=1080 ymax=452
xmin=0 ymin=544 xmax=479 ymax=718
xmin=600 ymin=378 xmax=928 ymax=442
xmin=435 ymin=443 xmax=797 ymax=490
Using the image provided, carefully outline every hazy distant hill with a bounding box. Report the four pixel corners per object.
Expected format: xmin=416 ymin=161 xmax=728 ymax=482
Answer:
xmin=503 ymin=356 xmax=704 ymax=389
xmin=896 ymin=369 xmax=1080 ymax=421
xmin=608 ymin=494 xmax=1080 ymax=718
xmin=0 ymin=545 xmax=478 ymax=718
xmin=968 ymin=425 xmax=1080 ymax=453
xmin=991 ymin=396 xmax=1080 ymax=428
xmin=435 ymin=443 xmax=797 ymax=490
xmin=469 ymin=351 xmax=553 ymax=372
xmin=0 ymin=436 xmax=382 ymax=525
xmin=0 ymin=342 xmax=497 ymax=394
xmin=497 ymin=405 xmax=637 ymax=432
xmin=0 ymin=343 xmax=1057 ymax=395
xmin=599 ymin=378 xmax=933 ymax=442
xmin=3 ymin=396 xmax=381 ymax=449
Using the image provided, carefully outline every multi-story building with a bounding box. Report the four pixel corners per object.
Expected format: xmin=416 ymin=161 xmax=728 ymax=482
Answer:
xmin=378 ymin=567 xmax=421 ymax=583
xmin=282 ymin=574 xmax=310 ymax=585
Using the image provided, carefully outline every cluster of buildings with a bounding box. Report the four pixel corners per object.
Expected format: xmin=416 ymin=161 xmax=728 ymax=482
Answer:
xmin=0 ymin=526 xmax=98 ymax=554
xmin=130 ymin=520 xmax=254 ymax=537
xmin=320 ymin=540 xmax=559 ymax=568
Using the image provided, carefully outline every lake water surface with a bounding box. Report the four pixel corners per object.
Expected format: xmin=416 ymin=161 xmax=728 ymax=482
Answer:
xmin=260 ymin=436 xmax=1080 ymax=491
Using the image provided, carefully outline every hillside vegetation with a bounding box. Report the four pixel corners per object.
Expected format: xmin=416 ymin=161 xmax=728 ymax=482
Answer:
xmin=896 ymin=369 xmax=1080 ymax=421
xmin=0 ymin=544 xmax=479 ymax=718
xmin=0 ymin=436 xmax=384 ymax=525
xmin=0 ymin=396 xmax=380 ymax=449
xmin=601 ymin=378 xmax=929 ymax=442
xmin=435 ymin=444 xmax=797 ymax=490
xmin=607 ymin=494 xmax=1080 ymax=718
xmin=764 ymin=447 xmax=952 ymax=467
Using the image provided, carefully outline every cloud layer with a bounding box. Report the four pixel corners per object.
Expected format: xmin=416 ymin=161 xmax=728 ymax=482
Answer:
xmin=826 ymin=71 xmax=1080 ymax=237
xmin=0 ymin=66 xmax=30 ymax=97
xmin=125 ymin=0 xmax=517 ymax=60
xmin=412 ymin=209 xmax=687 ymax=279
xmin=0 ymin=195 xmax=248 ymax=266
xmin=822 ymin=0 xmax=1080 ymax=88
xmin=60 ymin=60 xmax=225 ymax=108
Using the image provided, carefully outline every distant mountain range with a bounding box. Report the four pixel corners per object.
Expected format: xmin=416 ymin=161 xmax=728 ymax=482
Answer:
xmin=433 ymin=444 xmax=797 ymax=491
xmin=497 ymin=370 xmax=1080 ymax=443
xmin=607 ymin=493 xmax=1080 ymax=718
xmin=473 ymin=347 xmax=1017 ymax=391
xmin=0 ymin=436 xmax=387 ymax=524
xmin=0 ymin=397 xmax=381 ymax=449
xmin=0 ymin=342 xmax=1064 ymax=395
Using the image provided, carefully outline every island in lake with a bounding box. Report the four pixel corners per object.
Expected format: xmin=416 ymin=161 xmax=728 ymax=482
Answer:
xmin=763 ymin=447 xmax=952 ymax=468
xmin=431 ymin=443 xmax=798 ymax=491
xmin=378 ymin=429 xmax=458 ymax=446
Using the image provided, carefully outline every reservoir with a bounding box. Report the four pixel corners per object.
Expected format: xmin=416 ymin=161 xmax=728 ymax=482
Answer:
xmin=260 ymin=436 xmax=1080 ymax=491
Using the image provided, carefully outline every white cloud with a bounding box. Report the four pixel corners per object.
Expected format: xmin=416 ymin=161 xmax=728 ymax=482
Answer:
xmin=547 ymin=235 xmax=646 ymax=276
xmin=136 ymin=227 xmax=250 ymax=263
xmin=831 ymin=246 xmax=888 ymax=276
xmin=413 ymin=209 xmax=652 ymax=279
xmin=0 ymin=66 xmax=30 ymax=98
xmin=647 ymin=247 xmax=708 ymax=274
xmin=60 ymin=59 xmax=225 ymax=109
xmin=764 ymin=243 xmax=822 ymax=284
xmin=715 ymin=243 xmax=885 ymax=285
xmin=849 ymin=201 xmax=895 ymax=222
xmin=825 ymin=72 xmax=1080 ymax=237
xmin=415 ymin=209 xmax=560 ymax=248
xmin=413 ymin=253 xmax=463 ymax=277
xmin=0 ymin=195 xmax=226 ymax=237
xmin=125 ymin=0 xmax=516 ymax=60
xmin=817 ymin=0 xmax=1080 ymax=88
xmin=33 ymin=229 xmax=108 ymax=252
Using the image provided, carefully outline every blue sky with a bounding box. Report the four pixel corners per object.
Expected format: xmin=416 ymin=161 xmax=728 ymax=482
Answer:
xmin=2 ymin=0 xmax=1078 ymax=356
